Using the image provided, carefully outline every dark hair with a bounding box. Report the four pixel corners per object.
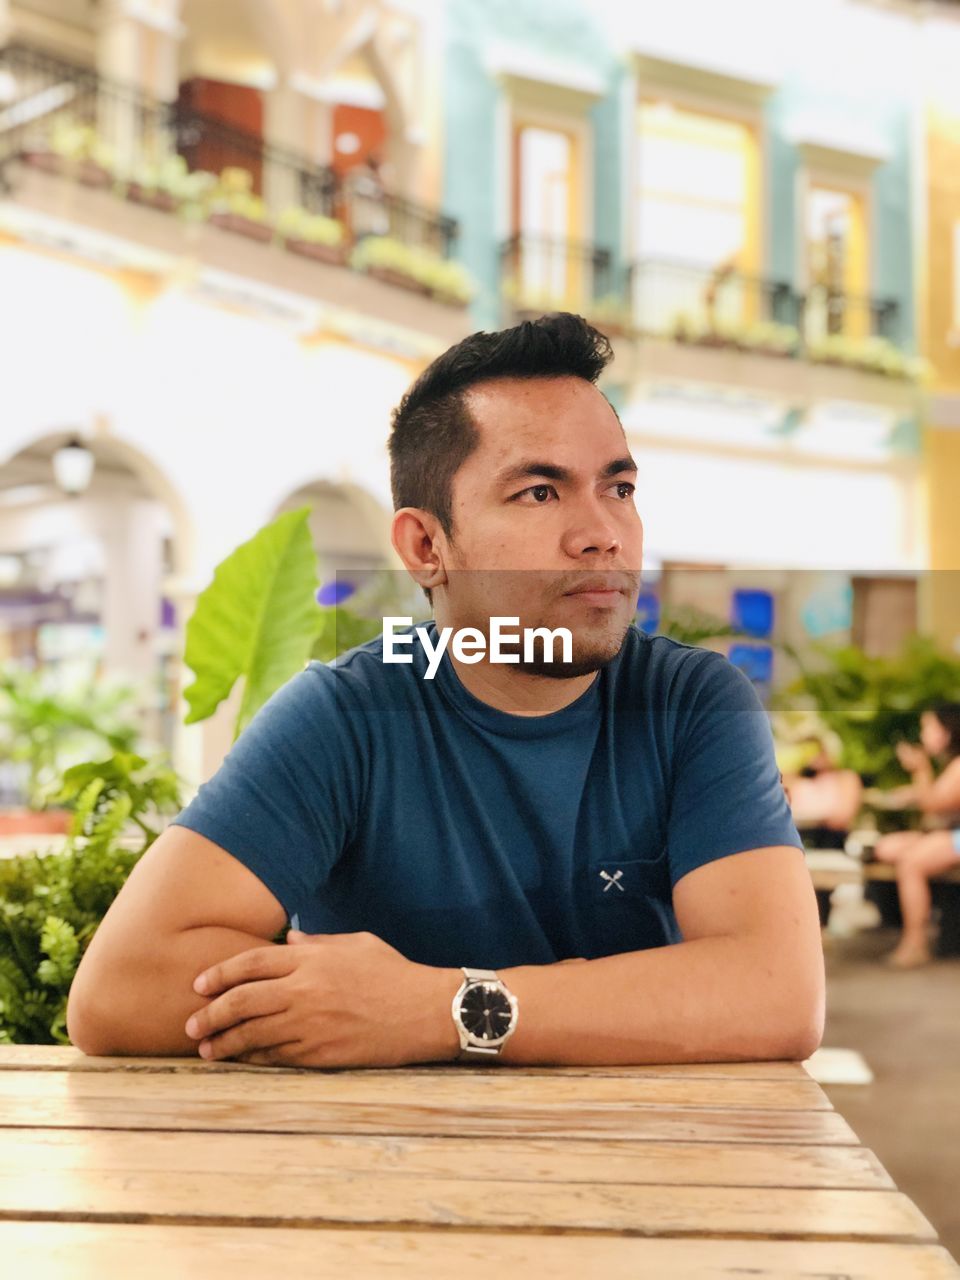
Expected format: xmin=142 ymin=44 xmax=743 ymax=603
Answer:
xmin=388 ymin=312 xmax=615 ymax=537
xmin=925 ymin=701 xmax=960 ymax=759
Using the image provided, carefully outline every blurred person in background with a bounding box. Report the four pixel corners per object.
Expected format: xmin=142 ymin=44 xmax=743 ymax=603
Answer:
xmin=874 ymin=702 xmax=960 ymax=968
xmin=782 ymin=737 xmax=864 ymax=850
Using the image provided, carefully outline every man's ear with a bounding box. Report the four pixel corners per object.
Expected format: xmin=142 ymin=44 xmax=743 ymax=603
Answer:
xmin=391 ymin=507 xmax=448 ymax=594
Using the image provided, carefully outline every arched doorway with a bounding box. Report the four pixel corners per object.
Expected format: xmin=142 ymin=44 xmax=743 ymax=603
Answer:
xmin=271 ymin=477 xmax=416 ymax=618
xmin=0 ymin=431 xmax=192 ymax=777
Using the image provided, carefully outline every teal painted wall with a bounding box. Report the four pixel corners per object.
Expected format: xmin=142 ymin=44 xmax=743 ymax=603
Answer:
xmin=441 ymin=1 xmax=916 ymax=349
xmin=443 ymin=0 xmax=621 ymax=328
xmin=765 ymin=81 xmax=915 ymax=349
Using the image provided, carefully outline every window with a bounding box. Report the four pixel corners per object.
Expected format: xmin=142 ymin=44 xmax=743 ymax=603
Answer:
xmin=633 ymin=101 xmax=759 ymax=334
xmin=511 ymin=124 xmax=581 ymax=305
xmin=805 ymin=184 xmax=869 ymax=341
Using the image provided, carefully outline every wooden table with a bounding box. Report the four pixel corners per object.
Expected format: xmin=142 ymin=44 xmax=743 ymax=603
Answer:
xmin=1 ymin=1046 xmax=958 ymax=1278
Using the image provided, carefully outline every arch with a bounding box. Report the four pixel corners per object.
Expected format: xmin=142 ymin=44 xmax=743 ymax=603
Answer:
xmin=0 ymin=427 xmax=194 ymax=580
xmin=272 ymin=477 xmax=395 ymax=574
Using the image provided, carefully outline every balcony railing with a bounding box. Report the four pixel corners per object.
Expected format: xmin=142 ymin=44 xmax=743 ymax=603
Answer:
xmin=498 ymin=246 xmax=915 ymax=378
xmin=0 ymin=41 xmax=459 ymax=260
xmin=499 ymin=234 xmax=621 ymax=325
xmin=627 ymin=258 xmax=903 ymax=357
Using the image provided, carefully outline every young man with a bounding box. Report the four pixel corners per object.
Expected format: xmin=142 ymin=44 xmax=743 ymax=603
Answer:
xmin=67 ymin=313 xmax=824 ymax=1068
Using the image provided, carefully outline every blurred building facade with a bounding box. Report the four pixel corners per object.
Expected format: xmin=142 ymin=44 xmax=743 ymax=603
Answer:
xmin=443 ymin=0 xmax=933 ymax=666
xmin=0 ymin=0 xmax=468 ymax=782
xmin=1 ymin=0 xmax=960 ymax=783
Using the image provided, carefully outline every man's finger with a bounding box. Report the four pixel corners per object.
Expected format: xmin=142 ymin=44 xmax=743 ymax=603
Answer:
xmin=194 ymin=946 xmax=294 ymax=996
xmin=186 ymin=977 xmax=289 ymax=1042
xmin=234 ymin=1044 xmax=304 ymax=1067
xmin=197 ymin=1014 xmax=298 ymax=1062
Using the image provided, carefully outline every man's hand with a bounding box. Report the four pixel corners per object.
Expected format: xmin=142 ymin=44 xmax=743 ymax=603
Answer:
xmin=184 ymin=930 xmax=461 ymax=1068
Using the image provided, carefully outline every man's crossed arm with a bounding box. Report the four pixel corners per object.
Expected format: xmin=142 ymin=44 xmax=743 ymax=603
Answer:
xmin=68 ymin=827 xmax=823 ymax=1066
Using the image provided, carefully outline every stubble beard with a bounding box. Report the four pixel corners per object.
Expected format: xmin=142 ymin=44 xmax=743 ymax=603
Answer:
xmin=516 ymin=612 xmax=634 ymax=679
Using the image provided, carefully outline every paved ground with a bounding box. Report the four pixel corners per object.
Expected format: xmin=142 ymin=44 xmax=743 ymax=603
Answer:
xmin=821 ymin=925 xmax=960 ymax=1260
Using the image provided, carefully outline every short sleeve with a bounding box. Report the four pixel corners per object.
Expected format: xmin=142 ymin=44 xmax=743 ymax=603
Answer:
xmin=170 ymin=664 xmax=361 ymax=921
xmin=665 ymin=653 xmax=803 ymax=886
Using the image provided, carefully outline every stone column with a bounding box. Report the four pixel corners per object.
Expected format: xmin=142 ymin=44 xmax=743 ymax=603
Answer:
xmin=262 ymin=80 xmax=306 ymax=214
xmin=96 ymin=0 xmax=185 ymax=177
xmin=98 ymin=496 xmax=167 ymax=748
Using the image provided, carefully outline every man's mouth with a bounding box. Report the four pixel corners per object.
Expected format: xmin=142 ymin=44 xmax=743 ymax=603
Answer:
xmin=561 ymin=575 xmax=637 ymax=608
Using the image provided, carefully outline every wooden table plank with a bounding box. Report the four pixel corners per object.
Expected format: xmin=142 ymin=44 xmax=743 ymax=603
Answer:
xmin=0 ymin=1168 xmax=935 ymax=1242
xmin=0 ymin=1126 xmax=897 ymax=1190
xmin=0 ymin=1045 xmax=812 ymax=1081
xmin=0 ymin=1074 xmax=857 ymax=1144
xmin=1 ymin=1222 xmax=957 ymax=1279
xmin=0 ymin=1063 xmax=831 ymax=1110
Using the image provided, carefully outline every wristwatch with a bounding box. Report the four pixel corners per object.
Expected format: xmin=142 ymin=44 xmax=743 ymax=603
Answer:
xmin=451 ymin=967 xmax=519 ymax=1062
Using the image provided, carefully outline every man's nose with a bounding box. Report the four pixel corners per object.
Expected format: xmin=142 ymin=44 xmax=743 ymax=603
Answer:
xmin=560 ymin=498 xmax=623 ymax=558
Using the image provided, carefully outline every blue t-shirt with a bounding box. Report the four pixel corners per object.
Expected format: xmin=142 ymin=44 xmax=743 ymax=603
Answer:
xmin=170 ymin=624 xmax=801 ymax=968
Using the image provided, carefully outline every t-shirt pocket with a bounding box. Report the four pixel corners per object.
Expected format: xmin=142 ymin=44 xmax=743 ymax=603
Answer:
xmin=583 ymin=852 xmax=679 ymax=955
xmin=590 ymin=853 xmax=670 ymax=901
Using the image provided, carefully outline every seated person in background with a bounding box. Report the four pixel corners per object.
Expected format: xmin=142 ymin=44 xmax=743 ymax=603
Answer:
xmin=874 ymin=701 xmax=960 ymax=968
xmin=782 ymin=738 xmax=863 ymax=850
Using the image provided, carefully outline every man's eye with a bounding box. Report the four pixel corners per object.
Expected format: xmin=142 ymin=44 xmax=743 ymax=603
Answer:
xmin=516 ymin=484 xmax=557 ymax=504
xmin=608 ymin=482 xmax=636 ymax=500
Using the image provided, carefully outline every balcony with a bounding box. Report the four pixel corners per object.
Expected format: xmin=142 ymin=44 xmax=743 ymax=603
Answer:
xmin=498 ymin=236 xmax=925 ymax=410
xmin=625 ymin=258 xmax=923 ymax=413
xmin=0 ymin=42 xmax=471 ymax=345
xmin=499 ymin=234 xmax=626 ymax=333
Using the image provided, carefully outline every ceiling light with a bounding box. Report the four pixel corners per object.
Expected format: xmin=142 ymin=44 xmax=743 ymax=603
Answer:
xmin=52 ymin=437 xmax=95 ymax=496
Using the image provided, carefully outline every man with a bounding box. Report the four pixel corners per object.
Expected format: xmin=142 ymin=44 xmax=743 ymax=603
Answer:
xmin=67 ymin=313 xmax=824 ymax=1067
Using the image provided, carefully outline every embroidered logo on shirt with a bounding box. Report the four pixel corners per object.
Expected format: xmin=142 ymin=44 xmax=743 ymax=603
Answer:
xmin=599 ymin=869 xmax=625 ymax=892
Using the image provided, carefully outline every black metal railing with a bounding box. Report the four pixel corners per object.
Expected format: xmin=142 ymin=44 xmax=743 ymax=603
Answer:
xmin=0 ymin=41 xmax=458 ymax=258
xmin=499 ymin=234 xmax=618 ymax=321
xmin=627 ymin=257 xmax=903 ymax=356
xmin=629 ymin=258 xmax=801 ymax=340
xmin=801 ymin=282 xmax=901 ymax=347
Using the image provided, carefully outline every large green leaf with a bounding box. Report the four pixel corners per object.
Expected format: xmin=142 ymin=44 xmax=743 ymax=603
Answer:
xmin=182 ymin=507 xmax=322 ymax=739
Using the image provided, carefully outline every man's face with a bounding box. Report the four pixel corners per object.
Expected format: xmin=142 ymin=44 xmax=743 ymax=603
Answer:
xmin=435 ymin=376 xmax=643 ymax=676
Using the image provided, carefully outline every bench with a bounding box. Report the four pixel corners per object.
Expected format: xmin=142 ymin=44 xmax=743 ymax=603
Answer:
xmin=804 ymin=848 xmax=960 ymax=953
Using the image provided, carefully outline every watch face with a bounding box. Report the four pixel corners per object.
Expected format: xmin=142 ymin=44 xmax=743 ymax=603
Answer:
xmin=460 ymin=982 xmax=513 ymax=1042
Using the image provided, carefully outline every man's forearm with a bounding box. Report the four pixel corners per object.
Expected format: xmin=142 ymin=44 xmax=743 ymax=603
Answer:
xmin=492 ymin=935 xmax=824 ymax=1066
xmin=67 ymin=926 xmax=281 ymax=1058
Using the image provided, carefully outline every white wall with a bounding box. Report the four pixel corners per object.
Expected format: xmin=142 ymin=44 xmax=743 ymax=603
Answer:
xmin=630 ymin=439 xmax=922 ymax=571
xmin=0 ymin=245 xmax=407 ymax=591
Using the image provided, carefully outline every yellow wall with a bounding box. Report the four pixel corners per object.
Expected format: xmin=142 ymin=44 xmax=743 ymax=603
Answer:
xmin=923 ymin=107 xmax=960 ymax=644
xmin=927 ymin=106 xmax=960 ymax=392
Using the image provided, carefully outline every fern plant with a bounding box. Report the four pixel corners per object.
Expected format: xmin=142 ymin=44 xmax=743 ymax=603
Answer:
xmin=0 ymin=753 xmax=183 ymax=1044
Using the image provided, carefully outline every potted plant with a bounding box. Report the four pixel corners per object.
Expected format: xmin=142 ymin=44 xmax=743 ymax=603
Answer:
xmin=0 ymin=669 xmax=140 ymax=836
xmin=0 ymin=751 xmax=184 ymax=1045
xmin=207 ymin=167 xmax=273 ymax=243
xmin=276 ymin=206 xmax=347 ymax=265
xmin=350 ymin=236 xmax=475 ymax=305
xmin=773 ymin=635 xmax=960 ymax=791
xmin=585 ymin=295 xmax=634 ymax=339
xmin=743 ymin=320 xmax=801 ymax=359
xmin=22 ymin=116 xmax=115 ymax=190
xmin=123 ymin=154 xmax=215 ymax=213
